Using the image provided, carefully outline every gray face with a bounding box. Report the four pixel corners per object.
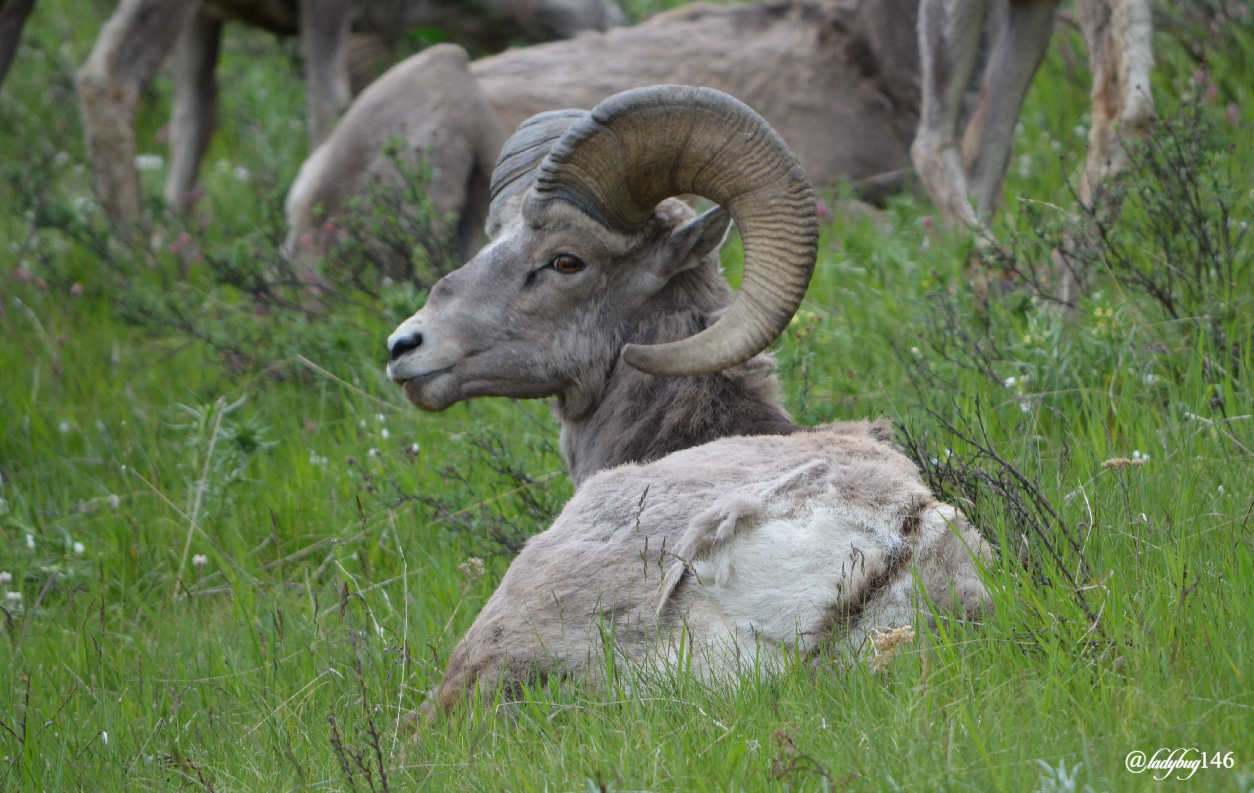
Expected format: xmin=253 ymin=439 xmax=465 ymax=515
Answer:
xmin=385 ymin=200 xmax=730 ymax=412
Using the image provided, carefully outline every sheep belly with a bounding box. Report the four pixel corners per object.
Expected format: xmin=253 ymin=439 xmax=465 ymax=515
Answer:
xmin=684 ymin=504 xmax=907 ymax=662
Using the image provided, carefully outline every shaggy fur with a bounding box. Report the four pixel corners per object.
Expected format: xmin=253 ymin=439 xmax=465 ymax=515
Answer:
xmin=435 ymin=428 xmax=993 ymax=709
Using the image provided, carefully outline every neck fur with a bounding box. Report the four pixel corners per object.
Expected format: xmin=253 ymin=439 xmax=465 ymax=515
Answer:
xmin=552 ymin=262 xmax=799 ymax=486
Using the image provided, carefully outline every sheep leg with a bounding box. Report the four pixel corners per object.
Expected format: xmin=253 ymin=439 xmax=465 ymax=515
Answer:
xmin=0 ymin=0 xmax=37 ymax=90
xmin=1074 ymin=0 xmax=1154 ymax=212
xmin=960 ymin=0 xmax=1060 ymax=219
xmin=1050 ymin=0 xmax=1154 ymax=303
xmin=165 ymin=7 xmax=221 ymax=212
xmin=77 ymin=0 xmax=198 ymax=222
xmin=912 ymin=0 xmax=991 ymax=229
xmin=300 ymin=0 xmax=352 ymax=148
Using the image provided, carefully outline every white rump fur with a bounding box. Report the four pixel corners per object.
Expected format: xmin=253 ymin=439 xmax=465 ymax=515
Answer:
xmin=434 ymin=427 xmax=994 ymax=709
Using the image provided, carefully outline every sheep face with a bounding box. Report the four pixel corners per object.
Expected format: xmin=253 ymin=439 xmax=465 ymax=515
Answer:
xmin=387 ymin=198 xmax=731 ymax=412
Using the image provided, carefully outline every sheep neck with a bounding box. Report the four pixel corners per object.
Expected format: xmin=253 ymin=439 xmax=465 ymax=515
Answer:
xmin=553 ymin=266 xmax=799 ymax=487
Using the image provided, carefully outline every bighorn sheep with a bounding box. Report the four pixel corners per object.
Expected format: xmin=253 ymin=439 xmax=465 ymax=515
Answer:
xmin=75 ymin=0 xmax=624 ymax=222
xmin=912 ymin=0 xmax=1155 ymax=229
xmin=286 ymin=0 xmax=922 ymax=261
xmin=382 ymin=86 xmax=991 ymax=708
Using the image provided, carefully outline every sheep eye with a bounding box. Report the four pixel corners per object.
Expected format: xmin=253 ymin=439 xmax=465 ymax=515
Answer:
xmin=551 ymin=254 xmax=585 ymax=274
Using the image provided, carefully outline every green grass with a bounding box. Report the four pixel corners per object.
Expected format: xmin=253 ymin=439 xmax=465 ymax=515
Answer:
xmin=2 ymin=1 xmax=1254 ymax=790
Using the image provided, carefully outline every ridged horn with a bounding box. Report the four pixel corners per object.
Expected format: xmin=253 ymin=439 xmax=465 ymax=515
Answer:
xmin=489 ymin=109 xmax=589 ymax=223
xmin=522 ymin=85 xmax=817 ymax=377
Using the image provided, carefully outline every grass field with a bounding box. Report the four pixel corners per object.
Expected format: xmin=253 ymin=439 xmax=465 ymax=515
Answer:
xmin=1 ymin=1 xmax=1253 ymax=790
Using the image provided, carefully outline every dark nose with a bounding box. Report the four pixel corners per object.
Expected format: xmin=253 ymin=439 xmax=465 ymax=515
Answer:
xmin=389 ymin=332 xmax=422 ymax=361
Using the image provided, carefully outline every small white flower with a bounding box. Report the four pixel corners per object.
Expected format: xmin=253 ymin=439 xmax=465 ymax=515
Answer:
xmin=1073 ymin=124 xmax=1088 ymax=139
xmin=910 ymin=347 xmax=922 ymax=358
xmin=309 ymin=452 xmax=328 ymax=466
xmin=107 ymin=494 xmax=121 ymax=510
xmin=1019 ymin=400 xmax=1031 ymax=414
xmin=233 ymin=165 xmax=250 ymax=182
xmin=1218 ymin=485 xmax=1225 ymax=494
xmin=73 ymin=542 xmax=84 ymax=555
xmin=101 ymin=731 xmax=108 ymax=745
xmin=358 ymin=419 xmax=367 ymax=428
xmin=1141 ymin=455 xmax=1150 ymax=463
xmin=408 ymin=443 xmax=420 ymax=454
xmin=380 ymin=428 xmax=390 ymax=440
xmin=5 ymin=591 xmax=20 ymax=603
xmin=1144 ymin=373 xmax=1158 ymax=385
xmin=1004 ymin=376 xmax=1017 ymax=388
xmin=134 ymin=154 xmax=164 ymax=171
xmin=1132 ymin=450 xmax=1141 ymax=459
xmin=0 ymin=572 xmax=11 ymax=585
xmin=1050 ymin=140 xmax=1062 ymax=153
xmin=59 ymin=421 xmax=70 ymax=434
xmin=25 ymin=534 xmax=35 ymax=551
xmin=192 ymin=554 xmax=208 ymax=568
xmin=53 ymin=150 xmax=70 ymax=167
xmin=367 ymin=448 xmax=380 ymax=458
xmin=375 ymin=414 xmax=386 ymax=423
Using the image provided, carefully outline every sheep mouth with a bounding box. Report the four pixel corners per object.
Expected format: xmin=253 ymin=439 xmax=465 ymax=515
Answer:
xmin=387 ymin=363 xmax=454 ymax=386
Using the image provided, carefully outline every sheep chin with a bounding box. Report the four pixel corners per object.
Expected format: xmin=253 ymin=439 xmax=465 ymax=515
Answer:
xmin=402 ymin=372 xmax=460 ymax=412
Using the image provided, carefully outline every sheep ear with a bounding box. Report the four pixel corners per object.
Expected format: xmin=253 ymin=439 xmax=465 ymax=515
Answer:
xmin=658 ymin=206 xmax=732 ymax=279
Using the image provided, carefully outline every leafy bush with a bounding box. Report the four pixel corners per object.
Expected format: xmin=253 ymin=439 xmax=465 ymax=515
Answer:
xmin=6 ymin=142 xmax=458 ymax=374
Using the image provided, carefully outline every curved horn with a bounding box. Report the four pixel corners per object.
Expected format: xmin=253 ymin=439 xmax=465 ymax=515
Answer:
xmin=523 ymin=85 xmax=817 ymax=377
xmin=489 ymin=109 xmax=590 ymax=224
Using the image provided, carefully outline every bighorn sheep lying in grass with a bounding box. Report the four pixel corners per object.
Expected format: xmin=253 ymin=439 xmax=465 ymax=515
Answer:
xmin=286 ymin=0 xmax=921 ymax=260
xmin=384 ymin=86 xmax=992 ymax=707
xmin=913 ymin=0 xmax=1155 ymax=228
xmin=76 ymin=0 xmax=624 ymax=222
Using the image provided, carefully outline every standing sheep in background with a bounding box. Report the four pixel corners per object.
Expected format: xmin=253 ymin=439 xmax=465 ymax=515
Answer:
xmin=286 ymin=0 xmax=922 ymax=262
xmin=381 ymin=86 xmax=992 ymax=709
xmin=912 ymin=0 xmax=1155 ymax=230
xmin=75 ymin=0 xmax=624 ymax=223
